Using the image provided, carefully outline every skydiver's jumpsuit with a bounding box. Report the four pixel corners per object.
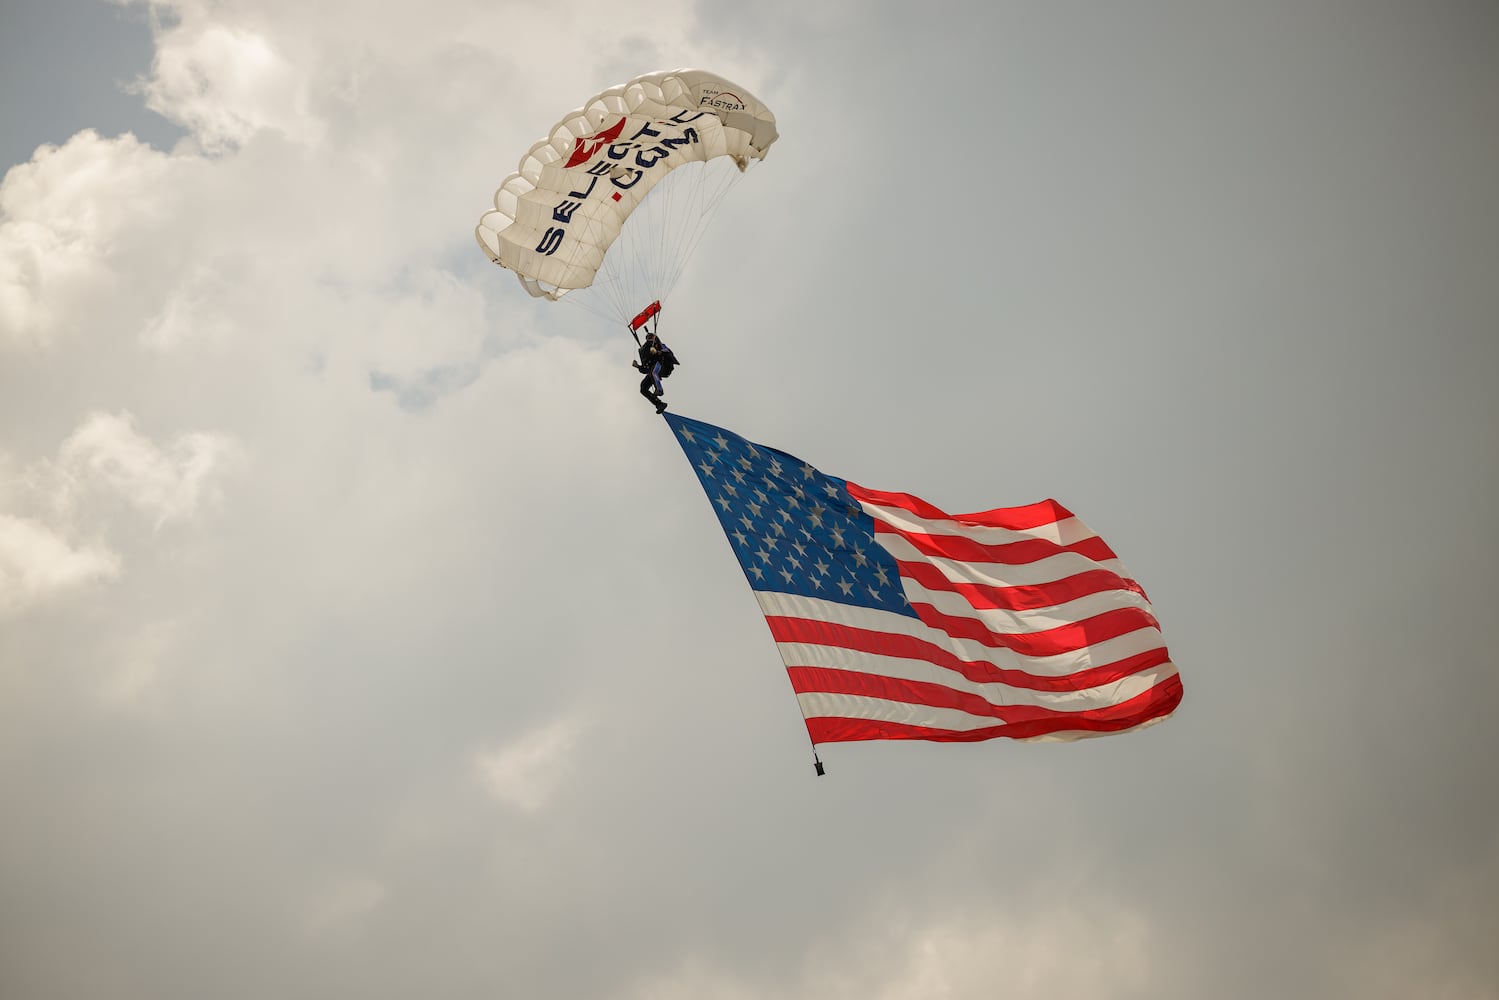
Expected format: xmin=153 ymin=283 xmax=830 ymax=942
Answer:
xmin=637 ymin=340 xmax=677 ymax=410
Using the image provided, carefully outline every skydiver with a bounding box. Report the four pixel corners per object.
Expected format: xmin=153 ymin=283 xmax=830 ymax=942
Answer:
xmin=633 ymin=330 xmax=679 ymax=415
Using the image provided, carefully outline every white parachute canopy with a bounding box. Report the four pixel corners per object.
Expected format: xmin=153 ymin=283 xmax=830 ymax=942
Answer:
xmin=476 ymin=69 xmax=778 ymax=330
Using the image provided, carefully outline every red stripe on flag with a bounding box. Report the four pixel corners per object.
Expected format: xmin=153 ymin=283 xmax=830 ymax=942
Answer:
xmin=767 ymin=616 xmax=1173 ymax=692
xmin=788 ymin=667 xmax=1171 ymax=725
xmin=802 ymin=674 xmax=1184 ymax=743
xmin=848 ymin=485 xmax=1074 ymax=531
xmin=896 ymin=560 xmax=1145 ymax=611
xmin=907 ymin=603 xmax=1160 ymax=658
xmin=884 ymin=526 xmax=1121 ymax=568
xmin=789 ymin=667 xmax=1032 ymax=723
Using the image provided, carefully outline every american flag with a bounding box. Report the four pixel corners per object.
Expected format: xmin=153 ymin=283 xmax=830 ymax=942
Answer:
xmin=665 ymin=412 xmax=1182 ymax=745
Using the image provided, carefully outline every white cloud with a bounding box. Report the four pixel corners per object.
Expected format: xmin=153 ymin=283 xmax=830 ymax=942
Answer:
xmin=474 ymin=715 xmax=589 ymax=813
xmin=3 ymin=0 xmax=772 ymax=362
xmin=0 ymin=130 xmax=187 ymax=347
xmin=0 ymin=512 xmax=120 ymax=614
xmin=0 ymin=412 xmax=239 ymax=615
xmin=359 ymin=267 xmax=492 ymax=387
xmin=139 ymin=262 xmax=239 ymax=350
xmin=301 ymin=876 xmax=389 ymax=936
xmin=58 ymin=411 xmax=242 ymax=527
xmin=130 ymin=0 xmax=720 ymax=158
xmin=143 ymin=17 xmax=321 ymax=153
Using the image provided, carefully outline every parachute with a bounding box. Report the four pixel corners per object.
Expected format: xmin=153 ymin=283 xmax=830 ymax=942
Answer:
xmin=475 ymin=69 xmax=778 ymax=335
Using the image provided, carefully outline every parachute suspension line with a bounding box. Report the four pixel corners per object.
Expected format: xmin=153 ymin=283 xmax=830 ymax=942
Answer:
xmin=585 ymin=157 xmax=745 ymax=331
xmin=654 ymin=158 xmax=727 ymax=300
xmin=641 ymin=159 xmax=675 ymax=306
xmin=659 ymin=160 xmax=743 ymax=306
xmin=607 ymin=170 xmax=668 ymax=319
xmin=596 ymin=193 xmax=653 ymax=325
xmin=548 ymin=158 xmax=753 ymax=340
xmin=637 ymin=157 xmax=685 ymax=307
xmin=554 ymin=216 xmax=647 ymax=332
xmin=558 ymin=281 xmax=629 ymax=328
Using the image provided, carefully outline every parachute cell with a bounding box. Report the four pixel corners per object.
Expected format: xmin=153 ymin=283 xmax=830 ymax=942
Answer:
xmin=476 ymin=69 xmax=777 ymax=329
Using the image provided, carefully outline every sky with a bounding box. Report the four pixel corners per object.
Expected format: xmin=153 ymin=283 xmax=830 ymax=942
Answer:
xmin=1 ymin=1 xmax=1496 ymax=998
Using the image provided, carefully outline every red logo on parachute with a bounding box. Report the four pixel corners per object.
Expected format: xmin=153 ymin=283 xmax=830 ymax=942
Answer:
xmin=564 ymin=117 xmax=627 ymax=168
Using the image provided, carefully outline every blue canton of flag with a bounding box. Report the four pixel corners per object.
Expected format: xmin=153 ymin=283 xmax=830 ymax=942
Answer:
xmin=666 ymin=414 xmax=913 ymax=618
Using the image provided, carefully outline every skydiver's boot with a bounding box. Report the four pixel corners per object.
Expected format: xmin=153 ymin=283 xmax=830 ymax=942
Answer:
xmin=654 ymin=398 xmax=668 ymax=414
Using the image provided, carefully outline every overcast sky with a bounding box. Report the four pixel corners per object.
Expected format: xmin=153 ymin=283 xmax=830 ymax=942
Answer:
xmin=2 ymin=2 xmax=1497 ymax=998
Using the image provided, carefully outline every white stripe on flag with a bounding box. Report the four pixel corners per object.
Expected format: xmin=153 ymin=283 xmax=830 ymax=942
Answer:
xmin=874 ymin=534 xmax=1132 ymax=588
xmin=902 ymin=581 xmax=1156 ymax=636
xmin=755 ymin=592 xmax=1168 ymax=679
xmin=776 ymin=640 xmax=1179 ymax=709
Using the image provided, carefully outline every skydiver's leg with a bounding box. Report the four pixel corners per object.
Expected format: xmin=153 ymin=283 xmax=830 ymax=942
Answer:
xmin=649 ymin=364 xmax=664 ymax=397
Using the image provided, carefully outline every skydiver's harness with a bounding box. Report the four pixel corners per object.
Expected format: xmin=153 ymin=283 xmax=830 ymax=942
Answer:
xmin=636 ymin=340 xmax=678 ymax=382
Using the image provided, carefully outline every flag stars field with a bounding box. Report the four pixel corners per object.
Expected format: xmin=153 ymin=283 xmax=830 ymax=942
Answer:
xmin=676 ymin=417 xmax=899 ymax=612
